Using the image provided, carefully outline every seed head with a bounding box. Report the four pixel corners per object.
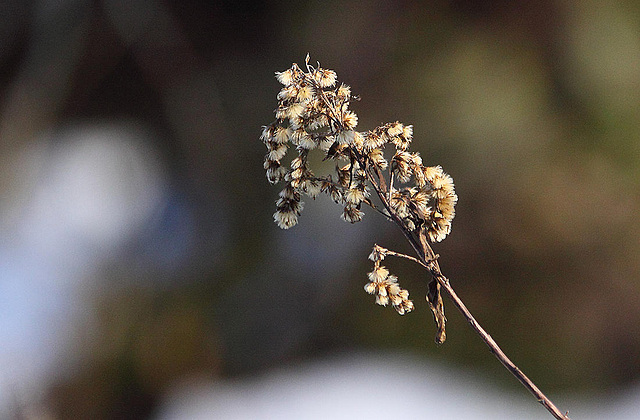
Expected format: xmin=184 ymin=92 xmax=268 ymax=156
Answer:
xmin=261 ymin=56 xmax=457 ymax=318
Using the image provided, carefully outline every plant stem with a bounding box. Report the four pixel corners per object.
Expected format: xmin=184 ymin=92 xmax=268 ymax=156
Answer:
xmin=418 ymin=238 xmax=570 ymax=420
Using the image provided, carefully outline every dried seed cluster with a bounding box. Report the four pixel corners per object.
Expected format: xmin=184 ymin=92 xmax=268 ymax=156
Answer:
xmin=365 ymin=245 xmax=414 ymax=314
xmin=261 ymin=55 xmax=457 ymax=241
xmin=261 ymin=56 xmax=458 ymax=316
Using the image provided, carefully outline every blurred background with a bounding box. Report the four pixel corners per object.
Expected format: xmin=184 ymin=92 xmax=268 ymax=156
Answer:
xmin=1 ymin=0 xmax=640 ymax=418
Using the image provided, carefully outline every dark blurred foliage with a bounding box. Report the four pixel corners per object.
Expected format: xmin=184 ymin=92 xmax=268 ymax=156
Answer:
xmin=1 ymin=0 xmax=640 ymax=418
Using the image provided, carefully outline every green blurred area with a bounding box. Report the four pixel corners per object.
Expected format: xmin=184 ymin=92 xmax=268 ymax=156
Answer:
xmin=2 ymin=0 xmax=640 ymax=417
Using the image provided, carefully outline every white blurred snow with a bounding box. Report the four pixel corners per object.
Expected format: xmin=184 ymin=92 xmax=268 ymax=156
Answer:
xmin=157 ymin=352 xmax=640 ymax=420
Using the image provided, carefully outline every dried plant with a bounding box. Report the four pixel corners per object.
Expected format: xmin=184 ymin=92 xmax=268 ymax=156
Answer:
xmin=261 ymin=55 xmax=570 ymax=419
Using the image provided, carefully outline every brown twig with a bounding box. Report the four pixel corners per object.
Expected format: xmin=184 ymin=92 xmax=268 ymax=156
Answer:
xmin=416 ymin=237 xmax=570 ymax=419
xmin=382 ymin=228 xmax=570 ymax=417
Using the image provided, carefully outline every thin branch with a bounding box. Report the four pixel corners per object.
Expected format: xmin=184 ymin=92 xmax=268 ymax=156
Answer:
xmin=362 ymin=198 xmax=392 ymax=220
xmin=364 ymin=166 xmax=423 ymax=258
xmin=372 ymin=245 xmax=430 ymax=268
xmin=416 ymin=237 xmax=570 ymax=420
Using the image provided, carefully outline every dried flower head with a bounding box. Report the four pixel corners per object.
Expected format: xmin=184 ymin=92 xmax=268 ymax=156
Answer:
xmin=261 ymin=55 xmax=457 ymax=316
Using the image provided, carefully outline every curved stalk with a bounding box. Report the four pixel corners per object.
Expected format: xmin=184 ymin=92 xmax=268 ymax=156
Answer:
xmin=416 ymin=235 xmax=570 ymax=419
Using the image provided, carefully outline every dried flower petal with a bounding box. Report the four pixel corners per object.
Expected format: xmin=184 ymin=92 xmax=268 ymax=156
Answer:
xmin=342 ymin=110 xmax=358 ymax=130
xmin=275 ymin=69 xmax=294 ymax=85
